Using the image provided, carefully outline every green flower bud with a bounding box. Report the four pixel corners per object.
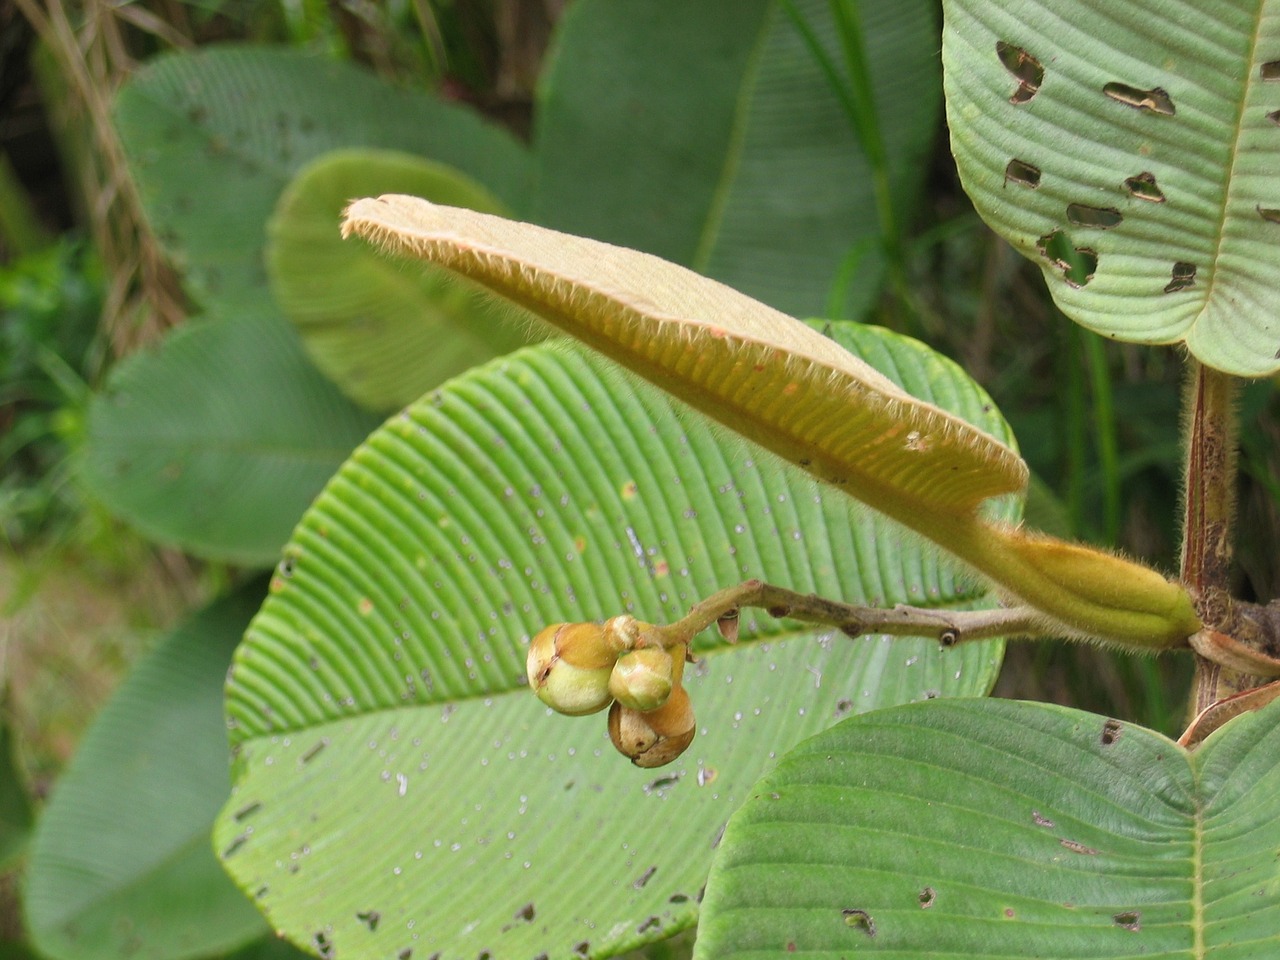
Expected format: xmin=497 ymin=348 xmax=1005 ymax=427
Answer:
xmin=608 ymin=648 xmax=674 ymax=712
xmin=526 ymin=623 xmax=617 ymax=716
xmin=607 ymin=685 xmax=696 ymax=768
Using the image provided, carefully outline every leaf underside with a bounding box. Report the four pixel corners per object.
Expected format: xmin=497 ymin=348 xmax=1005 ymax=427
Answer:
xmin=697 ymin=695 xmax=1280 ymax=959
xmin=341 ymin=198 xmax=1028 ymax=523
xmin=268 ymin=148 xmax=533 ymax=411
xmin=945 ymin=0 xmax=1280 ymax=376
xmin=216 ymin=323 xmax=1020 ymax=960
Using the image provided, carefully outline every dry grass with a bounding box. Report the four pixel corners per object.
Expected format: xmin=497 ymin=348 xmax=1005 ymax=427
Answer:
xmin=12 ymin=0 xmax=188 ymax=361
xmin=0 ymin=533 xmax=207 ymax=790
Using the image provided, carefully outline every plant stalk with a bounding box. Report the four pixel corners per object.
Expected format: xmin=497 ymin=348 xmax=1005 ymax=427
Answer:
xmin=1181 ymin=360 xmax=1251 ymax=715
xmin=657 ymin=579 xmax=1052 ymax=650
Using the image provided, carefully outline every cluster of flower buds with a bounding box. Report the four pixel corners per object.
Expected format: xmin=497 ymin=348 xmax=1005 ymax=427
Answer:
xmin=526 ymin=616 xmax=696 ymax=767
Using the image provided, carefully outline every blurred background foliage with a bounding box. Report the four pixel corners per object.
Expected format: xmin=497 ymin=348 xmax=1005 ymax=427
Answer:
xmin=1 ymin=1 xmax=1277 ymax=958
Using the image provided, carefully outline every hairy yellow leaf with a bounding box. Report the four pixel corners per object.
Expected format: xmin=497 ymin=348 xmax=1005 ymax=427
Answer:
xmin=342 ymin=196 xmax=1027 ymax=524
xmin=342 ymin=196 xmax=1199 ymax=649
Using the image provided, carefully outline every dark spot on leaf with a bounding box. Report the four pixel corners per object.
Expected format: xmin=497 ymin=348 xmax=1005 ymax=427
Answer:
xmin=1004 ymin=158 xmax=1041 ymax=187
xmin=302 ymin=739 xmax=329 ymax=764
xmin=479 ymin=952 xmax=491 ymax=960
xmin=1114 ymin=911 xmax=1141 ymax=931
xmin=919 ymin=887 xmax=936 ymax=908
xmin=637 ymin=917 xmax=661 ymax=934
xmin=669 ymin=894 xmax=689 ymax=904
xmin=644 ymin=774 xmax=680 ymax=792
xmin=233 ymin=801 xmax=261 ymax=821
xmin=1067 ymin=204 xmax=1123 ymax=229
xmin=1103 ymin=82 xmax=1175 ymax=115
xmin=996 ymin=41 xmax=1043 ymax=102
xmin=1004 ymin=908 xmax=1015 ymax=918
xmin=356 ymin=911 xmax=380 ymax=932
xmin=1165 ymin=261 xmax=1197 ymax=293
xmin=515 ymin=902 xmax=535 ymax=922
xmin=313 ymin=932 xmax=334 ymax=960
xmin=1124 ymin=171 xmax=1165 ymax=202
xmin=1262 ymin=60 xmax=1280 ymax=80
xmin=398 ymin=951 xmax=412 ymax=960
xmin=834 ymin=698 xmax=853 ymax=718
xmin=633 ymin=867 xmax=657 ymax=889
xmin=842 ymin=909 xmax=876 ymax=937
xmin=221 ymin=835 xmax=248 ymax=858
xmin=1037 ymin=229 xmax=1097 ymax=287
xmin=1101 ymin=718 xmax=1122 ymax=745
xmin=573 ymin=942 xmax=590 ymax=958
xmin=1259 ymin=206 xmax=1280 ymax=223
xmin=1268 ymin=109 xmax=1280 ymax=125
xmin=1032 ymin=810 xmax=1055 ymax=828
xmin=254 ymin=885 xmax=269 ymax=899
xmin=1060 ymin=838 xmax=1099 ymax=855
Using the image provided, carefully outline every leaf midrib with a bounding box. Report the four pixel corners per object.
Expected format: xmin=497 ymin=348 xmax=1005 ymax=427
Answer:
xmin=1191 ymin=762 xmax=1206 ymax=959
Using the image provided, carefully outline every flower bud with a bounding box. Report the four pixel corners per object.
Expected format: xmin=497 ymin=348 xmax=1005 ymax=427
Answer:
xmin=526 ymin=623 xmax=617 ymax=716
xmin=608 ymin=648 xmax=674 ymax=712
xmin=608 ymin=685 xmax=696 ymax=768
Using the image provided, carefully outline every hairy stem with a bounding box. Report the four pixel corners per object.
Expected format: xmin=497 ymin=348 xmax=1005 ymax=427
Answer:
xmin=1181 ymin=361 xmax=1249 ymax=715
xmin=655 ymin=578 xmax=1051 ymax=650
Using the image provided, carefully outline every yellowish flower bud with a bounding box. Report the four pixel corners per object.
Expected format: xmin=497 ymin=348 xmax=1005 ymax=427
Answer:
xmin=526 ymin=623 xmax=617 ymax=716
xmin=608 ymin=685 xmax=696 ymax=768
xmin=609 ymin=648 xmax=674 ymax=712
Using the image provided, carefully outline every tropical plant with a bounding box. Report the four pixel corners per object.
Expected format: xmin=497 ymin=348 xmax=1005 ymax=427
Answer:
xmin=20 ymin=3 xmax=947 ymax=959
xmin=16 ymin=1 xmax=1280 ymax=960
xmin=210 ymin=3 xmax=1280 ymax=960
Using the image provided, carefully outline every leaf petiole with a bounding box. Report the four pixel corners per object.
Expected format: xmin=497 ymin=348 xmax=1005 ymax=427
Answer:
xmin=655 ymin=578 xmax=1048 ymax=650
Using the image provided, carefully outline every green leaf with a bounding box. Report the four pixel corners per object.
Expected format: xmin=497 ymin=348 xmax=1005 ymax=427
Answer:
xmin=114 ymin=45 xmax=531 ymax=313
xmin=268 ymin=148 xmax=534 ymax=411
xmin=215 ymin=322 xmax=1019 ymax=960
xmin=81 ymin=311 xmax=381 ymax=566
xmin=533 ymin=0 xmax=940 ymax=318
xmin=0 ymin=716 xmax=33 ymax=869
xmin=944 ymin=0 xmax=1280 ymax=376
xmin=698 ymin=695 xmax=1280 ymax=959
xmin=24 ymin=585 xmax=270 ymax=960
